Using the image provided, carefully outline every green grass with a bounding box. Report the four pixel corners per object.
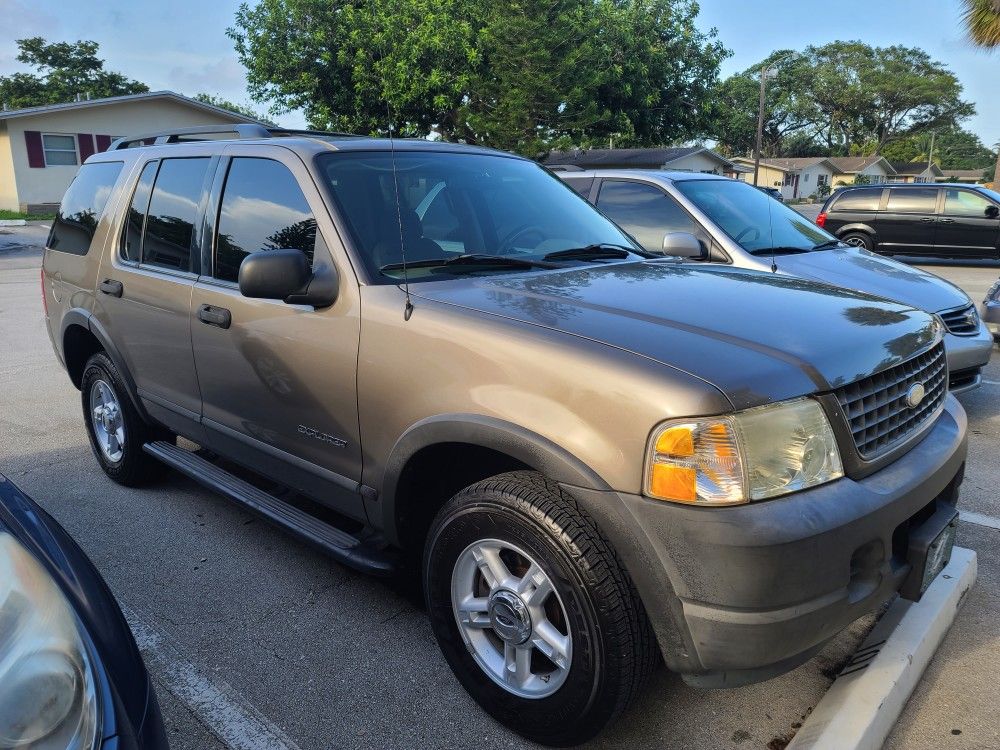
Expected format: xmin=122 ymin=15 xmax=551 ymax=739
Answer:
xmin=0 ymin=209 xmax=56 ymax=221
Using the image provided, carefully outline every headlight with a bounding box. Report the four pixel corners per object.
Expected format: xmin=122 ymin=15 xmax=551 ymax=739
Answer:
xmin=0 ymin=533 xmax=99 ymax=750
xmin=645 ymin=398 xmax=843 ymax=505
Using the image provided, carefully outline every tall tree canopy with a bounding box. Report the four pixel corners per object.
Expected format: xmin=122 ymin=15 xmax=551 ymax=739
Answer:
xmin=880 ymin=126 xmax=996 ymax=170
xmin=713 ymin=41 xmax=974 ymax=158
xmin=0 ymin=37 xmax=148 ymax=110
xmin=227 ymin=0 xmax=728 ymax=156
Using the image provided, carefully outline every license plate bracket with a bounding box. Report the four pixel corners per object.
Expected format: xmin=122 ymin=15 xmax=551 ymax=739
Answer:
xmin=900 ymin=505 xmax=959 ymax=601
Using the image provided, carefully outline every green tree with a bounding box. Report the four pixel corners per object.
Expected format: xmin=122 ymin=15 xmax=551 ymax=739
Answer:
xmin=193 ymin=93 xmax=275 ymax=124
xmin=881 ymin=126 xmax=996 ymax=169
xmin=227 ymin=0 xmax=729 ymax=156
xmin=0 ymin=37 xmax=147 ymax=109
xmin=712 ymin=42 xmax=974 ymax=157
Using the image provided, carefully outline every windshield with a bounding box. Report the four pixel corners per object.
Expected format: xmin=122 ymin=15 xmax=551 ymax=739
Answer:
xmin=318 ymin=151 xmax=636 ymax=281
xmin=674 ymin=178 xmax=837 ymax=253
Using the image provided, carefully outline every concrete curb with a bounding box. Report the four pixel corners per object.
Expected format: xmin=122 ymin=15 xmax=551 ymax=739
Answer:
xmin=0 ymin=219 xmax=27 ymax=227
xmin=787 ymin=546 xmax=977 ymax=750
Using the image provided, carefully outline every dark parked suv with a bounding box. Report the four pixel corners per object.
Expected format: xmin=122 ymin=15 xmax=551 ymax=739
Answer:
xmin=43 ymin=125 xmax=967 ymax=745
xmin=818 ymin=183 xmax=1000 ymax=259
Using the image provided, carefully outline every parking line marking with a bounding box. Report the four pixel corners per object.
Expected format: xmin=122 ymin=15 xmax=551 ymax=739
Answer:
xmin=121 ymin=605 xmax=302 ymax=750
xmin=961 ymin=510 xmax=1000 ymax=531
xmin=981 ymin=379 xmax=1000 ymax=386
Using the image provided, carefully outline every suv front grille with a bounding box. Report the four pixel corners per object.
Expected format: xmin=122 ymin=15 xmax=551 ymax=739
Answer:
xmin=834 ymin=343 xmax=947 ymax=459
xmin=939 ymin=304 xmax=979 ymax=335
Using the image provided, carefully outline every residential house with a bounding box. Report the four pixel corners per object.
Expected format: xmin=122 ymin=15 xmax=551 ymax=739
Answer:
xmin=543 ymin=146 xmax=740 ymax=176
xmin=731 ymin=156 xmax=837 ymax=201
xmin=886 ymin=161 xmax=943 ymax=183
xmin=825 ymin=156 xmax=895 ymax=186
xmin=0 ymin=91 xmax=264 ymax=212
xmin=938 ymin=168 xmax=987 ymax=184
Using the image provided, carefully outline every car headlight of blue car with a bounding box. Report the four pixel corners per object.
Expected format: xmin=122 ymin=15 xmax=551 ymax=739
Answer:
xmin=0 ymin=532 xmax=99 ymax=749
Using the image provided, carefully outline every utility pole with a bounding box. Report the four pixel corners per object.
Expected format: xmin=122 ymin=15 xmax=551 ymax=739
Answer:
xmin=927 ymin=131 xmax=936 ymax=172
xmin=753 ymin=70 xmax=767 ymax=186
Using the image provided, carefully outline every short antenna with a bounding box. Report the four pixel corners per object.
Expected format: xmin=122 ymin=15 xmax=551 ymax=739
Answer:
xmin=385 ymin=98 xmax=413 ymax=320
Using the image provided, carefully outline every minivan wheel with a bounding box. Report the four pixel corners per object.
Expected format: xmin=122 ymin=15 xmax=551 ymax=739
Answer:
xmin=424 ymin=471 xmax=657 ymax=746
xmin=81 ymin=352 xmax=168 ymax=486
xmin=841 ymin=231 xmax=875 ymax=252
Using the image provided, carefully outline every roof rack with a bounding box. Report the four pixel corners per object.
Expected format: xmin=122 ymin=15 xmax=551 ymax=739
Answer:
xmin=108 ymin=124 xmax=362 ymax=150
xmin=545 ymin=164 xmax=584 ymax=172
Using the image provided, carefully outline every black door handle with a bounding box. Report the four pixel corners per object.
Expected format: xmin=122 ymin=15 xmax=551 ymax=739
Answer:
xmin=98 ymin=279 xmax=123 ymax=297
xmin=197 ymin=304 xmax=232 ymax=329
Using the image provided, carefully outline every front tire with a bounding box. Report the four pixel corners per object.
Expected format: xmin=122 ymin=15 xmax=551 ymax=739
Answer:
xmin=424 ymin=472 xmax=657 ymax=746
xmin=81 ymin=352 xmax=168 ymax=486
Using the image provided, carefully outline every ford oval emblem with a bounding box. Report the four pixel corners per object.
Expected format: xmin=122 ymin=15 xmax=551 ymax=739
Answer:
xmin=905 ymin=383 xmax=926 ymax=408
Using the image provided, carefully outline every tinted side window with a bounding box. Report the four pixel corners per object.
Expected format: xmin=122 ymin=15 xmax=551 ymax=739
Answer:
xmin=831 ymin=188 xmax=882 ymax=212
xmin=885 ymin=188 xmax=938 ymax=214
xmin=142 ymin=157 xmax=211 ymax=271
xmin=563 ymin=177 xmax=594 ymax=197
xmin=215 ymin=158 xmax=316 ymax=283
xmin=596 ymin=180 xmax=697 ymax=252
xmin=121 ymin=161 xmax=159 ymax=263
xmin=48 ymin=161 xmax=124 ymax=255
xmin=943 ymin=189 xmax=996 ymax=218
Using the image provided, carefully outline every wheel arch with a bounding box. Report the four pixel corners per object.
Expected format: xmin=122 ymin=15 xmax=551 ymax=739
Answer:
xmin=835 ymin=223 xmax=878 ymax=241
xmin=376 ymin=415 xmax=612 ymax=553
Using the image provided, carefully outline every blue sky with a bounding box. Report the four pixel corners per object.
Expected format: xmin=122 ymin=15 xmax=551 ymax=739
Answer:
xmin=2 ymin=0 xmax=997 ymax=149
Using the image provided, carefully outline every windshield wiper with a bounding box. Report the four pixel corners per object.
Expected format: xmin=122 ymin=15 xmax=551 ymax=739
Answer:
xmin=746 ymin=246 xmax=812 ymax=256
xmin=543 ymin=243 xmax=653 ymax=261
xmin=811 ymin=239 xmax=845 ymax=251
xmin=379 ymin=254 xmax=558 ymax=275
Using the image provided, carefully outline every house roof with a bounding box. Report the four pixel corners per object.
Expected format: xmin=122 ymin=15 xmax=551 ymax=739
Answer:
xmin=938 ymin=168 xmax=987 ymax=179
xmin=0 ymin=90 xmax=265 ymax=124
xmin=730 ymin=156 xmax=836 ymax=172
xmin=543 ymin=146 xmax=734 ymax=169
xmin=825 ymin=156 xmax=894 ymax=174
xmin=888 ymin=161 xmax=942 ymax=176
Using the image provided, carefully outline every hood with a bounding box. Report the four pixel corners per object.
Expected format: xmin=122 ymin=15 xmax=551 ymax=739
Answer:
xmin=412 ymin=261 xmax=942 ymax=410
xmin=775 ymin=248 xmax=970 ymax=314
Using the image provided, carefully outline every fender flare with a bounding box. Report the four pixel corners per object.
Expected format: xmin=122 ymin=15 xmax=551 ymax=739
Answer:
xmin=376 ymin=414 xmax=612 ymax=545
xmin=60 ymin=308 xmax=149 ymax=421
xmin=834 ymin=223 xmax=878 ymax=242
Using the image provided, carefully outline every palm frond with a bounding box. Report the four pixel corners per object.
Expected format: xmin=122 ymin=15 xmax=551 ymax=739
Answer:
xmin=961 ymin=0 xmax=1000 ymax=48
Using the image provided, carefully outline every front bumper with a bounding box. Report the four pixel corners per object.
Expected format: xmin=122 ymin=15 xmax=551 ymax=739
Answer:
xmin=575 ymin=396 xmax=967 ymax=687
xmin=981 ymin=289 xmax=1000 ymax=338
xmin=943 ymin=323 xmax=993 ymax=393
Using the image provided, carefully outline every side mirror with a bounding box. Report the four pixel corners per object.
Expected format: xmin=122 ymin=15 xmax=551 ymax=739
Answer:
xmin=985 ymin=205 xmax=999 ymax=219
xmin=238 ymin=248 xmax=338 ymax=308
xmin=662 ymin=231 xmax=707 ymax=259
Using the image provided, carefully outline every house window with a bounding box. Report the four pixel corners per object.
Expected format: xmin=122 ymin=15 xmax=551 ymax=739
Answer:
xmin=783 ymin=173 xmax=794 ymax=186
xmin=42 ymin=134 xmax=79 ymax=166
xmin=817 ymin=174 xmax=828 ymax=187
xmin=804 ymin=173 xmax=810 ymax=183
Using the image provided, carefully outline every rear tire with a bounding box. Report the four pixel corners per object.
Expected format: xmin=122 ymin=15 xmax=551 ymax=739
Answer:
xmin=841 ymin=231 xmax=876 ymax=253
xmin=81 ymin=352 xmax=169 ymax=486
xmin=424 ymin=471 xmax=657 ymax=746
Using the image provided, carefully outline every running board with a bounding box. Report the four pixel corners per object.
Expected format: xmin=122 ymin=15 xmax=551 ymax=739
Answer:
xmin=143 ymin=441 xmax=397 ymax=576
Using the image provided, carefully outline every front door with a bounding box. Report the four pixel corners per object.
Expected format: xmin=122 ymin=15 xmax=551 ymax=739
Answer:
xmin=96 ymin=156 xmax=214 ymax=424
xmin=190 ymin=147 xmax=364 ymax=520
xmin=935 ymin=188 xmax=1000 ymax=258
xmin=876 ymin=187 xmax=939 ymax=254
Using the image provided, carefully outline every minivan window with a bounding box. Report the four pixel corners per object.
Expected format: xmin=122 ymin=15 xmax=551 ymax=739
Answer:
xmin=318 ymin=151 xmax=634 ymax=282
xmin=943 ymin=189 xmax=996 ymax=218
xmin=596 ymin=180 xmax=698 ymax=253
xmin=215 ymin=158 xmax=316 ymax=283
xmin=47 ymin=161 xmax=123 ymax=256
xmin=674 ymin=178 xmax=831 ymax=254
xmin=142 ymin=157 xmax=211 ymax=272
xmin=563 ymin=177 xmax=594 ymax=197
xmin=831 ymin=188 xmax=882 ymax=212
xmin=885 ymin=188 xmax=938 ymax=214
xmin=121 ymin=161 xmax=159 ymax=263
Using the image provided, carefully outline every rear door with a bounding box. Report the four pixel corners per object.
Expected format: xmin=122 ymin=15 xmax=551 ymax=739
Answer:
xmin=95 ymin=155 xmax=214 ymax=425
xmin=190 ymin=145 xmax=364 ymax=520
xmin=876 ymin=187 xmax=939 ymax=254
xmin=935 ymin=188 xmax=1000 ymax=258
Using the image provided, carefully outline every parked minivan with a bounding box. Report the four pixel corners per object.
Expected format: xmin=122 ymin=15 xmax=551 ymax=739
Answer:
xmin=558 ymin=169 xmax=993 ymax=392
xmin=44 ymin=127 xmax=967 ymax=745
xmin=818 ymin=183 xmax=1000 ymax=260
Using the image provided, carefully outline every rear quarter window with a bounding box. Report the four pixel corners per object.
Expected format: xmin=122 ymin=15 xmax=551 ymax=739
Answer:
xmin=830 ymin=188 xmax=882 ymax=212
xmin=47 ymin=161 xmax=124 ymax=255
xmin=562 ymin=177 xmax=594 ymax=198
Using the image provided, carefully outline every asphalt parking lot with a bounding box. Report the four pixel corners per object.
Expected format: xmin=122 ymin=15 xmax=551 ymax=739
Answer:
xmin=1 ymin=223 xmax=998 ymax=750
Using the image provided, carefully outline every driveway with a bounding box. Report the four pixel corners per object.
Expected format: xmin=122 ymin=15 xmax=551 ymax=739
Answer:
xmin=1 ymin=226 xmax=997 ymax=749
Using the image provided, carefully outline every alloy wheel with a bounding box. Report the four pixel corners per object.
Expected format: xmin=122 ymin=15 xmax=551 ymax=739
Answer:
xmin=89 ymin=379 xmax=125 ymax=463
